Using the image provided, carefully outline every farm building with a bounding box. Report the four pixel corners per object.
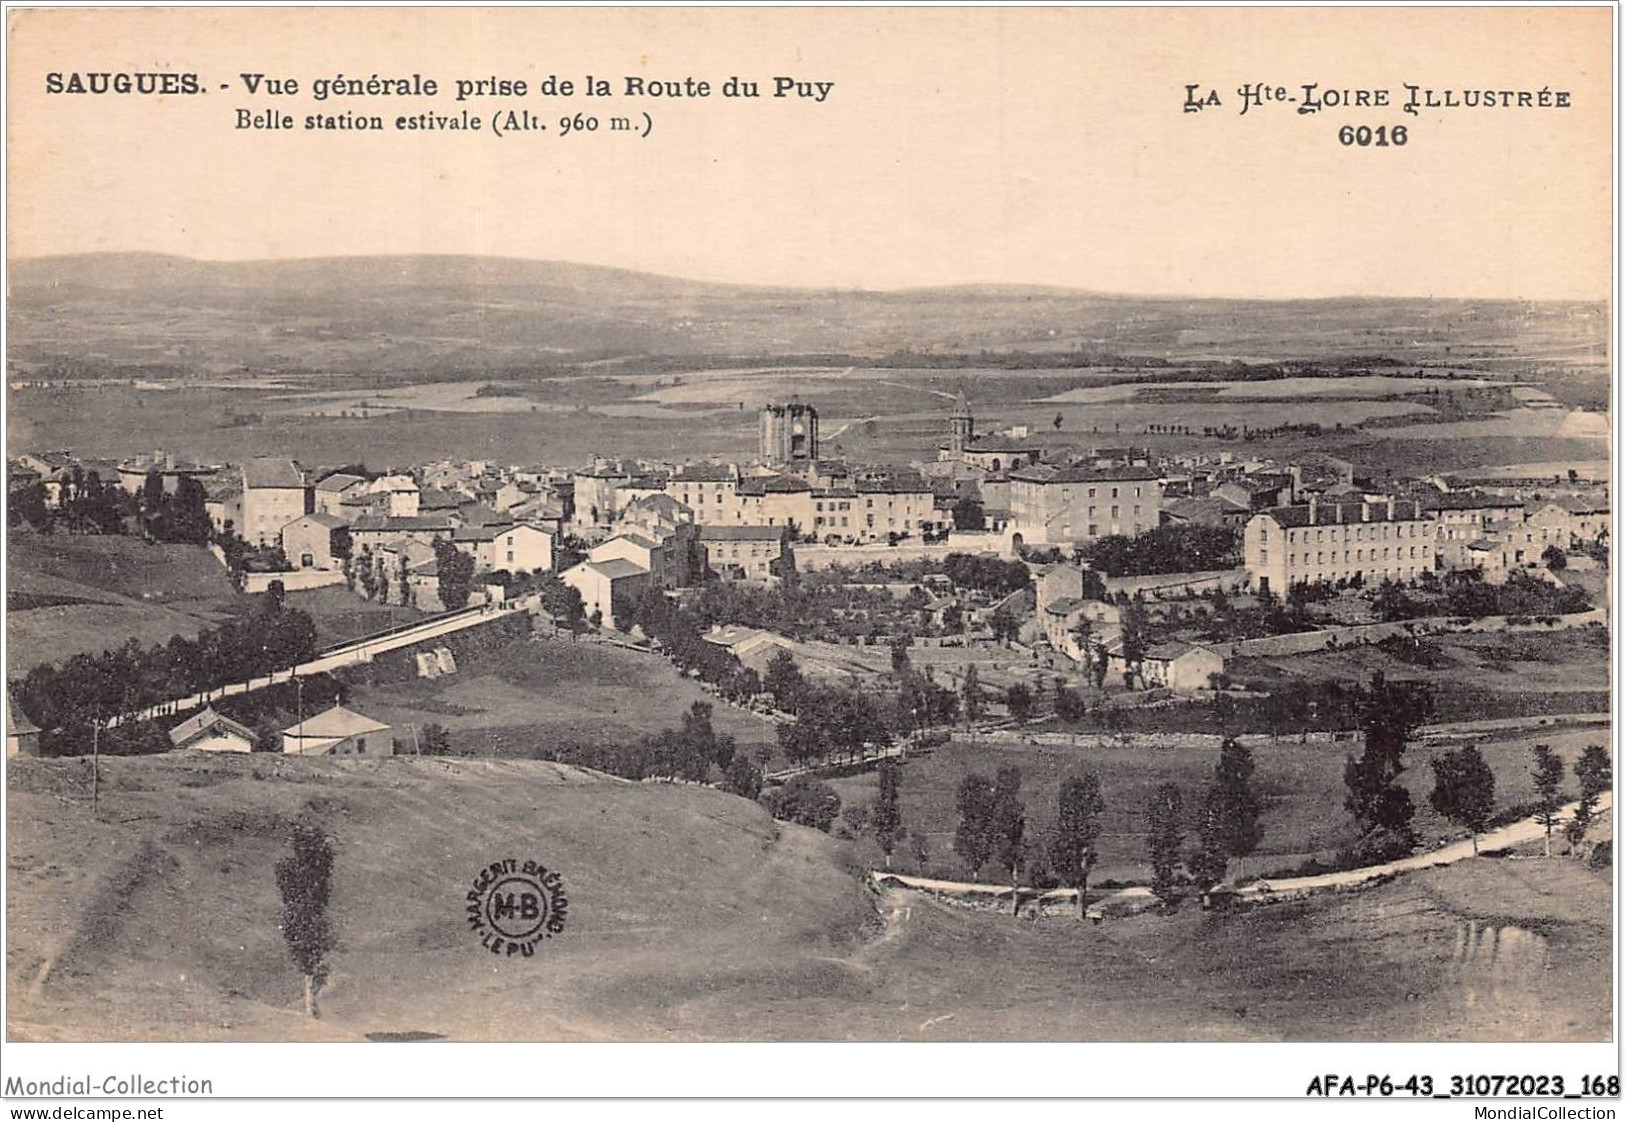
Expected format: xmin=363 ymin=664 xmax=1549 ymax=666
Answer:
xmin=281 ymin=705 xmax=393 ymax=757
xmin=168 ymin=707 xmax=256 ymax=753
xmin=7 ymin=695 xmax=41 ymax=758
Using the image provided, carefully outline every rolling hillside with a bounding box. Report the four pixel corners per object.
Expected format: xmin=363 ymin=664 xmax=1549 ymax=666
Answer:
xmin=6 ymin=753 xmax=1610 ymax=1041
xmin=8 ymin=253 xmax=1608 ymax=378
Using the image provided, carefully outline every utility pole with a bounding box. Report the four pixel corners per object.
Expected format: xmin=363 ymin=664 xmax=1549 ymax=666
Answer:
xmin=90 ymin=706 xmax=100 ymax=817
xmin=295 ymin=676 xmax=304 ymax=757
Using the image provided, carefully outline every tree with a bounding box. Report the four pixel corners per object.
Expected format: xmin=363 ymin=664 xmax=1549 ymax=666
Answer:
xmin=990 ymin=765 xmax=1026 ymax=915
xmin=1542 ymin=544 xmax=1567 ymax=572
xmin=1567 ymin=745 xmax=1611 ymax=850
xmin=761 ymin=775 xmax=841 ymax=832
xmin=1204 ymin=738 xmax=1264 ymax=876
xmin=1343 ymin=672 xmax=1429 ymax=863
xmin=419 ymin=723 xmax=452 ymax=756
xmin=889 ymin=634 xmax=912 ymax=674
xmin=275 ymin=821 xmax=336 ymax=1018
xmin=763 ymin=649 xmax=805 ymax=712
xmin=1428 ymin=744 xmax=1496 ymax=854
xmin=433 ymin=539 xmax=476 ymax=610
xmin=1070 ymin=614 xmax=1094 ymax=661
xmin=1145 ymin=783 xmax=1185 ymax=908
xmin=953 ymin=772 xmax=996 ymax=878
xmin=1530 ymin=744 xmax=1566 ymax=858
xmin=169 ymin=476 xmax=212 ymax=544
xmin=722 ymin=755 xmax=764 ymax=800
xmin=1051 ymin=772 xmax=1104 ymax=919
xmin=1119 ymin=595 xmax=1149 ymax=688
xmin=873 ymin=758 xmax=902 ymax=869
xmin=961 ymin=665 xmax=984 ymax=725
xmin=1005 ymin=682 xmax=1033 ymax=723
xmin=950 ymin=497 xmax=986 ymax=532
xmin=988 ymin=607 xmax=1020 ymax=647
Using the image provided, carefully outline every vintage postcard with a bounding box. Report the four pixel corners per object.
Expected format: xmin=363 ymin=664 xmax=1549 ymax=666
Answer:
xmin=1 ymin=3 xmax=1616 ymax=1107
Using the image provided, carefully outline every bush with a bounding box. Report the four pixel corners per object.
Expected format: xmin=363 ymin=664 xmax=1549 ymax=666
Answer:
xmin=760 ymin=775 xmax=841 ymax=832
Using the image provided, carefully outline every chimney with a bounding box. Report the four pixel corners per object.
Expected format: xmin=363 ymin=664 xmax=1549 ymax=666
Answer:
xmin=1307 ymin=494 xmax=1318 ymax=523
xmin=1361 ymin=502 xmax=1371 ymax=522
xmin=1386 ymin=497 xmax=1396 ymax=520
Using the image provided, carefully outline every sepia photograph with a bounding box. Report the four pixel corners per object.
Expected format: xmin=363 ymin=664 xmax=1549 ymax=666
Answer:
xmin=0 ymin=3 xmax=1617 ymax=1107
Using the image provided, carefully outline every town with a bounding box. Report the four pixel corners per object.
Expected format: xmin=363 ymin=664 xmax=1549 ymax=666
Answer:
xmin=5 ymin=284 xmax=1613 ymax=1045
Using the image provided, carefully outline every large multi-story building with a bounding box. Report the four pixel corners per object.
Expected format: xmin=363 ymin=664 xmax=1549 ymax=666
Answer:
xmin=760 ymin=402 xmax=819 ymax=465
xmin=1243 ymin=497 xmax=1431 ymax=595
xmin=1008 ymin=463 xmax=1163 ymax=547
xmin=241 ymin=458 xmax=310 ymax=547
xmin=854 ymin=472 xmax=937 ymax=541
xmin=671 ymin=464 xmax=740 ymax=524
xmin=698 ymin=525 xmax=793 ymax=583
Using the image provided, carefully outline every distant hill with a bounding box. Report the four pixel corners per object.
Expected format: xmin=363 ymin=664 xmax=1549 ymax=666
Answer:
xmin=7 ymin=253 xmax=1609 ymax=379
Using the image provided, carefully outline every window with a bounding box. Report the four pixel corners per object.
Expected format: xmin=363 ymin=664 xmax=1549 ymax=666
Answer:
xmin=1111 ymin=487 xmax=1120 ymax=499
xmin=507 ymin=551 xmax=514 ymax=563
xmin=356 ymin=738 xmax=366 ymax=754
xmin=1111 ymin=506 xmax=1120 ymax=519
xmin=1087 ymin=524 xmax=1098 ymax=536
xmin=1088 ymin=488 xmax=1096 ymax=498
xmin=1259 ymin=548 xmax=1268 ymax=564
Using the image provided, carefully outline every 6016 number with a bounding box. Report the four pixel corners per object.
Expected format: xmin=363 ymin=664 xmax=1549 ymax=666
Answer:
xmin=1339 ymin=124 xmax=1407 ymax=147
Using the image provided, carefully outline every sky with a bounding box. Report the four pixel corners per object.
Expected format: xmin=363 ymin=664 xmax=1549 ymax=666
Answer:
xmin=6 ymin=6 xmax=1613 ymax=300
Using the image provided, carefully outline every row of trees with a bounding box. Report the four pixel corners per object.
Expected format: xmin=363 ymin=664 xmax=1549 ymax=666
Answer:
xmin=943 ymin=738 xmax=1267 ymax=914
xmin=11 ymin=588 xmax=319 ymax=756
xmin=10 ymin=469 xmax=131 ymax=535
xmin=1430 ymin=741 xmax=1611 ymax=858
xmin=1080 ymin=523 xmax=1241 ymax=579
xmin=1371 ymin=569 xmax=1591 ymax=624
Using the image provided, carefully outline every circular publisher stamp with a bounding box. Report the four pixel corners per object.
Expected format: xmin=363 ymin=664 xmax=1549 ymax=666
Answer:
xmin=466 ymin=859 xmax=568 ymax=957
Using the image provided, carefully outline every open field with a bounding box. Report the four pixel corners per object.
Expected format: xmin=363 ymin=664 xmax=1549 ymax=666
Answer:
xmin=827 ymin=722 xmax=1611 ymax=885
xmin=346 ymin=634 xmax=779 ymax=761
xmin=282 ymin=584 xmax=428 ymax=649
xmin=1228 ymin=629 xmax=1612 ymax=725
xmin=6 ymin=752 xmax=1608 ymax=1041
xmin=5 ymin=534 xmax=243 ymax=674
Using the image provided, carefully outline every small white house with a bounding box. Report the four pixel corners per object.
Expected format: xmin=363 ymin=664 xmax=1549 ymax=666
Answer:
xmin=168 ymin=707 xmax=256 ymax=753
xmin=282 ymin=705 xmax=393 ymax=756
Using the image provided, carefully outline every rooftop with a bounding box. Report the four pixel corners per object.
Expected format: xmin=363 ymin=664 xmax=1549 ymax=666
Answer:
xmin=671 ymin=464 xmax=735 ymax=483
xmin=1259 ymin=499 xmax=1423 ymax=528
xmin=282 ymin=705 xmax=390 ymax=740
xmin=698 ymin=525 xmax=788 ymax=541
xmin=243 ymin=457 xmax=306 ymax=490
xmin=314 ymin=472 xmax=367 ymax=493
xmin=582 ymin=558 xmax=650 ymax=580
xmin=1010 ymin=463 xmax=1160 ymax=484
xmin=168 ymin=706 xmax=254 ymax=748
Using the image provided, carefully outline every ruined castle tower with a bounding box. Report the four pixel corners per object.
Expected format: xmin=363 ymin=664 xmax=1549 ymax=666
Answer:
xmin=760 ymin=402 xmax=819 ymax=465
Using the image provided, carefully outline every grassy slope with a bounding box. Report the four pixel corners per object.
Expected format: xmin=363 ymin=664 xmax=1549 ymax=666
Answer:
xmin=6 ymin=754 xmax=869 ymax=1042
xmin=6 ymin=754 xmax=1608 ymax=1042
xmin=829 ymin=725 xmax=1611 ymax=883
xmin=348 ymin=635 xmax=779 ymax=760
xmin=6 ymin=534 xmax=241 ymax=674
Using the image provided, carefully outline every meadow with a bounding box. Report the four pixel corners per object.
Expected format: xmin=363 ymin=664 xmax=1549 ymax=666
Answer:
xmin=345 ymin=633 xmax=780 ymax=761
xmin=6 ymin=751 xmax=1608 ymax=1041
xmin=828 ymin=720 xmax=1610 ymax=885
